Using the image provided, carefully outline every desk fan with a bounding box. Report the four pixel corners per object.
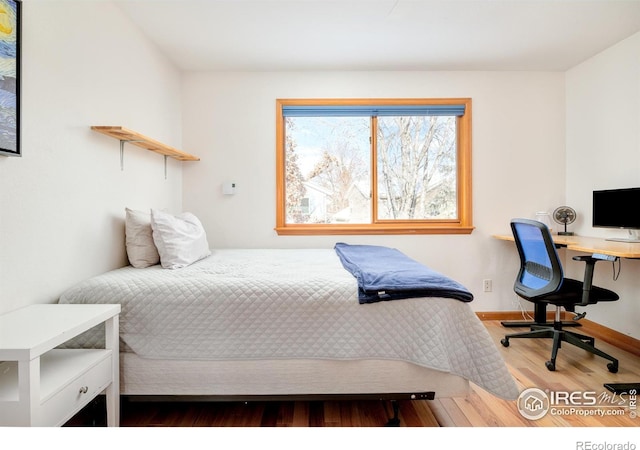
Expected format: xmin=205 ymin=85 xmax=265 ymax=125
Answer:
xmin=553 ymin=206 xmax=576 ymax=236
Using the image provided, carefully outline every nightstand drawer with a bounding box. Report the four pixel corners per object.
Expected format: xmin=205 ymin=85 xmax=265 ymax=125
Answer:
xmin=39 ymin=349 xmax=112 ymax=426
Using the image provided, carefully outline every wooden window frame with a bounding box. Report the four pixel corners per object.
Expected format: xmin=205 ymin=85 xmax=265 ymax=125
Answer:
xmin=275 ymin=98 xmax=474 ymax=235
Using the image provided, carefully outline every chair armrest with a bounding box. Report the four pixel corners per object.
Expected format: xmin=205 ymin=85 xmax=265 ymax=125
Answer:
xmin=571 ymin=255 xmax=598 ymax=306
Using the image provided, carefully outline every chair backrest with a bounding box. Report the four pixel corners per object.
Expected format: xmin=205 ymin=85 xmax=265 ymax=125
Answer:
xmin=510 ymin=218 xmax=564 ymax=300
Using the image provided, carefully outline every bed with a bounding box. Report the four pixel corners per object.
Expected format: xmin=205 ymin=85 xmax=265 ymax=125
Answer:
xmin=58 ymin=243 xmax=519 ymax=414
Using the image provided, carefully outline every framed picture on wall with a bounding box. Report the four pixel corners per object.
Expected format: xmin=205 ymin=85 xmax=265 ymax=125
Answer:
xmin=0 ymin=0 xmax=20 ymax=157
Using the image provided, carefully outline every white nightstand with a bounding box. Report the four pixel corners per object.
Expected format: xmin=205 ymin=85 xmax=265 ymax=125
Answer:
xmin=0 ymin=304 xmax=120 ymax=427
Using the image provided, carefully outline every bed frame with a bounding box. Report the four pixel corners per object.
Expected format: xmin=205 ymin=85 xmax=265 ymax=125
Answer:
xmin=119 ymin=354 xmax=471 ymax=426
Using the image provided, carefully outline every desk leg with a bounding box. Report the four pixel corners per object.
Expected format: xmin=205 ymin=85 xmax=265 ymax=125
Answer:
xmin=501 ymin=304 xmax=582 ymax=328
xmin=104 ymin=314 xmax=120 ymax=427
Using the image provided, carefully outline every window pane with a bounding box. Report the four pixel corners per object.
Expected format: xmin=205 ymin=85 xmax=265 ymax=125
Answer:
xmin=376 ymin=116 xmax=457 ymax=220
xmin=285 ymin=116 xmax=371 ymax=224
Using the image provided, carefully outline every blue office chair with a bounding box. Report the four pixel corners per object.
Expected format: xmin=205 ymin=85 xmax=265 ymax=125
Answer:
xmin=501 ymin=218 xmax=620 ymax=372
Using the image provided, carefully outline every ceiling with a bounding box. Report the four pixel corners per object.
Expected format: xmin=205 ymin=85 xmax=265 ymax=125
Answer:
xmin=116 ymin=0 xmax=640 ymax=72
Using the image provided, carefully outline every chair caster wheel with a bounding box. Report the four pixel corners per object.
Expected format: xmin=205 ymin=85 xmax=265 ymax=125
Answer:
xmin=501 ymin=338 xmax=509 ymax=347
xmin=607 ymin=363 xmax=618 ymax=373
xmin=545 ymin=361 xmax=556 ymax=371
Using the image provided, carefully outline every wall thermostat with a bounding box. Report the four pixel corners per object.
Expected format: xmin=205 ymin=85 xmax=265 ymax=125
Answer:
xmin=222 ymin=182 xmax=237 ymax=195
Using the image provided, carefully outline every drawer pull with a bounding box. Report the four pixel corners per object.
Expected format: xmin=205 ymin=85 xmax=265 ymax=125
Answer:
xmin=79 ymin=386 xmax=89 ymax=394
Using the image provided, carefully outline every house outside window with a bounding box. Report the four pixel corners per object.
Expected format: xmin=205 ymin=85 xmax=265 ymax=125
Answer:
xmin=276 ymin=98 xmax=473 ymax=235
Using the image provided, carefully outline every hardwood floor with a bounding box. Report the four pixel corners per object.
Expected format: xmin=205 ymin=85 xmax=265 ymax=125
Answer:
xmin=66 ymin=319 xmax=640 ymax=427
xmin=68 ymin=396 xmax=439 ymax=427
xmin=430 ymin=319 xmax=640 ymax=427
xmin=115 ymin=398 xmax=439 ymax=427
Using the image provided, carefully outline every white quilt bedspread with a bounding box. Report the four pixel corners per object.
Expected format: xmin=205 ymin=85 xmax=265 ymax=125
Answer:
xmin=58 ymin=249 xmax=519 ymax=400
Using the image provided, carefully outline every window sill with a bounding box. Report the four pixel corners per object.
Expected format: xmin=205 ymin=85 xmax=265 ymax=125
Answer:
xmin=274 ymin=224 xmax=475 ymax=236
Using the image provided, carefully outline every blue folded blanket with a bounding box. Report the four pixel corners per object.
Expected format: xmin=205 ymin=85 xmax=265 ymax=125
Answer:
xmin=334 ymin=242 xmax=474 ymax=304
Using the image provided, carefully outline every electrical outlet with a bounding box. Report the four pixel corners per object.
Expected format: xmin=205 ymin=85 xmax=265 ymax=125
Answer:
xmin=483 ymin=279 xmax=492 ymax=292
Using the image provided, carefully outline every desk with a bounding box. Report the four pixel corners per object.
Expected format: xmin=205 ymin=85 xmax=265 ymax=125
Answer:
xmin=493 ymin=233 xmax=640 ymax=326
xmin=494 ymin=233 xmax=640 ymax=394
xmin=493 ymin=233 xmax=640 ymax=259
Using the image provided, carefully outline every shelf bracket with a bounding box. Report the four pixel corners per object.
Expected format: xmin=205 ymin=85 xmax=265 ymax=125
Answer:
xmin=119 ymin=140 xmax=125 ymax=171
xmin=118 ymin=139 xmax=144 ymax=171
xmin=164 ymin=155 xmax=168 ymax=180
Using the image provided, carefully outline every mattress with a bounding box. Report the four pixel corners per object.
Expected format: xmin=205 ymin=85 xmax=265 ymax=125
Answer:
xmin=59 ymin=248 xmax=519 ymax=400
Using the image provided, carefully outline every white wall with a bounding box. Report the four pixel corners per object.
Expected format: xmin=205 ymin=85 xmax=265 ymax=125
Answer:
xmin=566 ymin=31 xmax=640 ymax=339
xmin=181 ymin=70 xmax=566 ymax=313
xmin=6 ymin=2 xmax=635 ymax=340
xmin=0 ymin=1 xmax=183 ymax=314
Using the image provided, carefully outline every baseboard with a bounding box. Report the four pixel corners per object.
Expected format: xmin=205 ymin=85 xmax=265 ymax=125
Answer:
xmin=578 ymin=319 xmax=640 ymax=358
xmin=477 ymin=311 xmax=640 ymax=358
xmin=476 ymin=311 xmax=560 ymax=321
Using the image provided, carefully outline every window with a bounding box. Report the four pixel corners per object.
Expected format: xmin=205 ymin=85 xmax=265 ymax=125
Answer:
xmin=275 ymin=98 xmax=473 ymax=235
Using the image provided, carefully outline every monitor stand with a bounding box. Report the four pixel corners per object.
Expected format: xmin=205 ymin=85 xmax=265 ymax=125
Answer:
xmin=606 ymin=229 xmax=640 ymax=243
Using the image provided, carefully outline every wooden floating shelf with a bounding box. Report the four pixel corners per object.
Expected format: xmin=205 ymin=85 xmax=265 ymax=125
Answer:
xmin=91 ymin=126 xmax=199 ymax=161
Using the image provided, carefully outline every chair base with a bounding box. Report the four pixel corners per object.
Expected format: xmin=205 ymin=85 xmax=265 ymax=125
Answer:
xmin=501 ymin=320 xmax=581 ymax=328
xmin=500 ymin=304 xmax=581 ymax=328
xmin=501 ymin=324 xmax=619 ymax=373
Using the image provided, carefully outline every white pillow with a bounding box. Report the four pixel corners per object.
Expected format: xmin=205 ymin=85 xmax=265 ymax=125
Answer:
xmin=125 ymin=208 xmax=160 ymax=269
xmin=150 ymin=209 xmax=211 ymax=269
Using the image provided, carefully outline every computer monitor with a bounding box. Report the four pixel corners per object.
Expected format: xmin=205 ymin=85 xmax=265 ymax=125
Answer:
xmin=592 ymin=187 xmax=640 ymax=242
